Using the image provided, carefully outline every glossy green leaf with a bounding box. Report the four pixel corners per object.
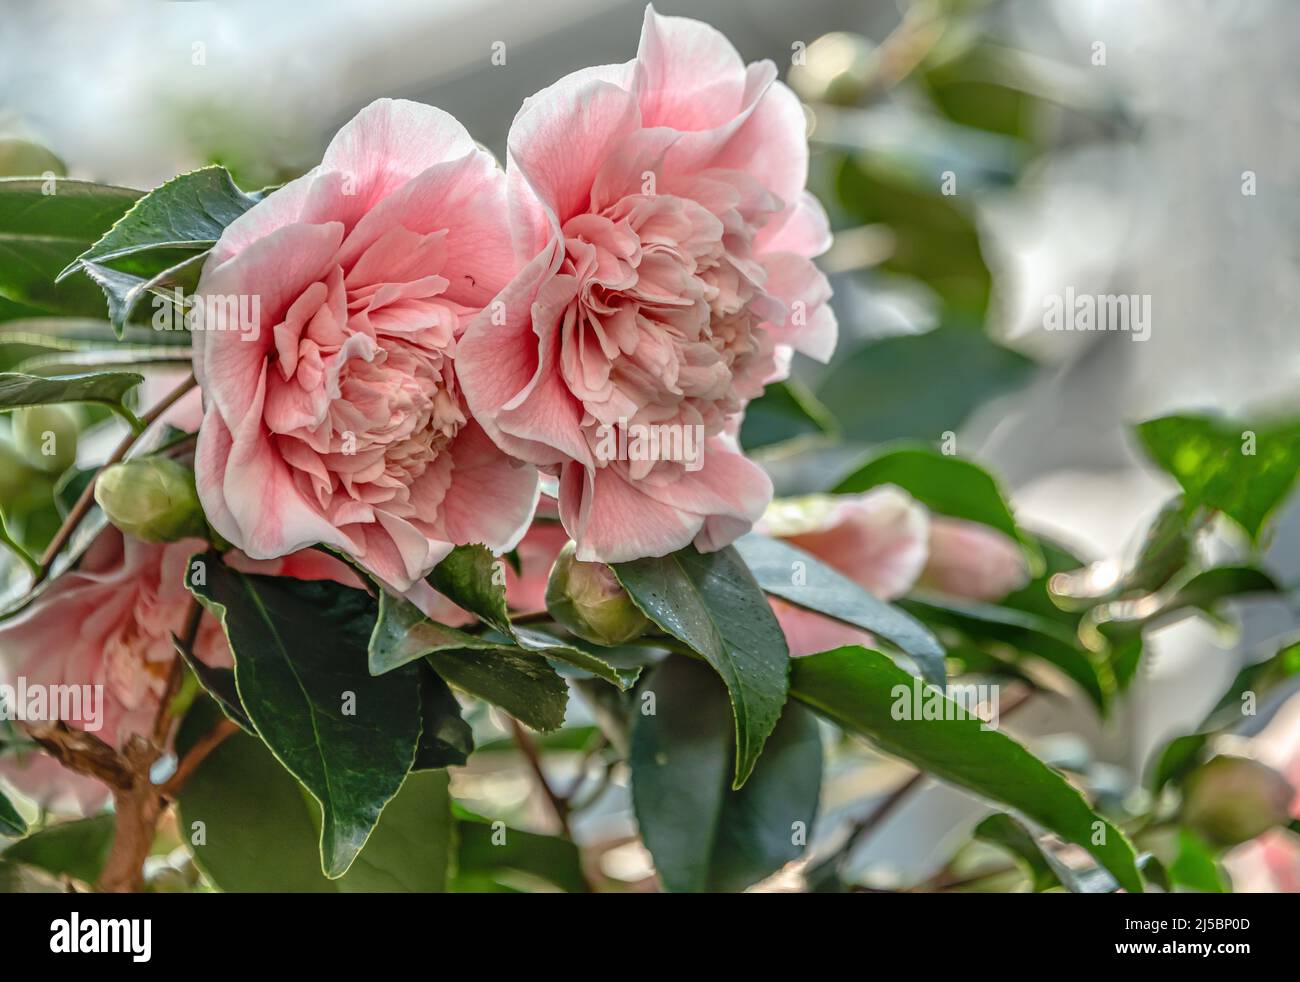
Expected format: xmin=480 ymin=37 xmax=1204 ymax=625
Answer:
xmin=427 ymin=544 xmax=512 ymax=633
xmin=421 ymin=549 xmax=639 ymax=689
xmin=412 ymin=665 xmax=473 ymax=769
xmin=789 ymin=645 xmax=1143 ymax=892
xmin=0 ymin=177 xmax=140 ymax=317
xmin=1135 ymin=413 xmax=1300 ymax=543
xmin=179 ymin=727 xmax=454 ymax=892
xmin=171 ymin=631 xmax=254 ymax=734
xmin=368 ymin=589 xmax=502 ymax=675
xmin=426 ymin=647 xmax=568 ymax=732
xmin=0 ymin=371 xmax=142 ymax=412
xmin=614 ymin=545 xmax=790 ymax=788
xmin=630 ymin=656 xmax=821 ymax=892
xmin=187 ymin=552 xmax=421 ymax=878
xmin=60 ymin=166 xmax=257 ymax=276
xmin=735 ymin=532 xmax=945 ymax=685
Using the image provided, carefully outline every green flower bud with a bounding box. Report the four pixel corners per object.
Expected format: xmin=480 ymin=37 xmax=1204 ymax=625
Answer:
xmin=12 ymin=405 xmax=80 ymax=474
xmin=1181 ymin=755 xmax=1294 ymax=847
xmin=0 ymin=139 xmax=66 ymax=178
xmin=94 ymin=457 xmax=205 ymax=543
xmin=545 ymin=541 xmax=649 ymax=646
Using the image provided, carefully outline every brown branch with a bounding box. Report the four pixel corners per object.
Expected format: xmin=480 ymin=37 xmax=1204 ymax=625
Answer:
xmin=160 ymin=717 xmax=238 ymax=799
xmin=32 ymin=372 xmax=197 ymax=587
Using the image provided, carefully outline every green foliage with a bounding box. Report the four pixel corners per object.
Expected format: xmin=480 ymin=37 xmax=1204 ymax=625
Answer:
xmin=614 ymin=545 xmax=790 ymax=789
xmin=187 ymin=552 xmax=422 ymax=878
xmin=0 ymin=178 xmax=141 ymax=319
xmin=789 ymin=646 xmax=1143 ymax=892
xmin=630 ymin=656 xmax=821 ymax=892
xmin=735 ymin=532 xmax=946 ymax=685
xmin=817 ymin=328 xmax=1034 ymax=445
xmin=178 ymin=721 xmax=454 ymax=892
xmin=1135 ymin=413 xmax=1300 ymax=544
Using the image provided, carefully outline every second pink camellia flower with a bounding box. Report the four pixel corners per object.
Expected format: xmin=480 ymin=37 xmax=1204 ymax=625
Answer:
xmin=457 ymin=6 xmax=837 ymax=563
xmin=193 ymin=99 xmax=540 ymax=591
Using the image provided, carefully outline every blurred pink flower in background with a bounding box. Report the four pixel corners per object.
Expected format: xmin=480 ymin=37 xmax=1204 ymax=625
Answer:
xmin=0 ymin=528 xmax=358 ymax=814
xmin=756 ymin=486 xmax=1028 ymax=657
xmin=458 ymin=6 xmax=836 ymax=564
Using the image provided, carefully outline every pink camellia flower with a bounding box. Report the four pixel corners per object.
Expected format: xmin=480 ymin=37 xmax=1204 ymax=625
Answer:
xmin=193 ymin=98 xmax=539 ymax=591
xmin=757 ymin=487 xmax=929 ymax=657
xmin=0 ymin=528 xmax=359 ymax=814
xmin=921 ymin=517 xmax=1029 ymax=602
xmin=457 ymin=6 xmax=836 ymax=563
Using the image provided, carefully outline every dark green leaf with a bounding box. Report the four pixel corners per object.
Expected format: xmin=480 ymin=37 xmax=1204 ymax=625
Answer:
xmin=614 ymin=546 xmax=790 ymax=788
xmin=187 ymin=552 xmax=421 ymax=878
xmin=454 ymin=810 xmax=588 ymax=893
xmin=630 ymin=656 xmax=821 ymax=892
xmin=427 ymin=544 xmax=511 ymax=634
xmin=417 ymin=550 xmax=641 ymax=690
xmin=412 ymin=665 xmax=472 ymax=769
xmin=739 ymin=377 xmax=837 ymax=451
xmin=61 ymin=166 xmax=257 ymax=276
xmin=426 ymin=647 xmax=568 ymax=732
xmin=0 ymin=371 xmax=142 ymax=412
xmin=817 ymin=329 xmax=1034 ymax=446
xmin=789 ymin=645 xmax=1143 ymax=892
xmin=735 ymin=532 xmax=945 ymax=685
xmin=1135 ymin=413 xmax=1300 ymax=543
xmin=179 ymin=727 xmax=454 ymax=892
xmin=172 ymin=632 xmax=254 ymax=734
xmin=0 ymin=790 xmax=27 ymax=837
xmin=368 ymin=589 xmax=501 ymax=675
xmin=0 ymin=178 xmax=140 ymax=317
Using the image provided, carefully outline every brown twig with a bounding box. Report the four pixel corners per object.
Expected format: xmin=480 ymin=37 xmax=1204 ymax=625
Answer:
xmin=160 ymin=718 xmax=239 ymax=799
xmin=32 ymin=372 xmax=197 ymax=587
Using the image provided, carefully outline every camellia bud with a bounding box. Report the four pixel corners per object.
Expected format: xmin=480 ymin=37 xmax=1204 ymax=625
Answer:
xmin=94 ymin=457 xmax=206 ymax=543
xmin=12 ymin=405 xmax=79 ymax=474
xmin=545 ymin=541 xmax=649 ymax=646
xmin=1181 ymin=755 xmax=1295 ymax=847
